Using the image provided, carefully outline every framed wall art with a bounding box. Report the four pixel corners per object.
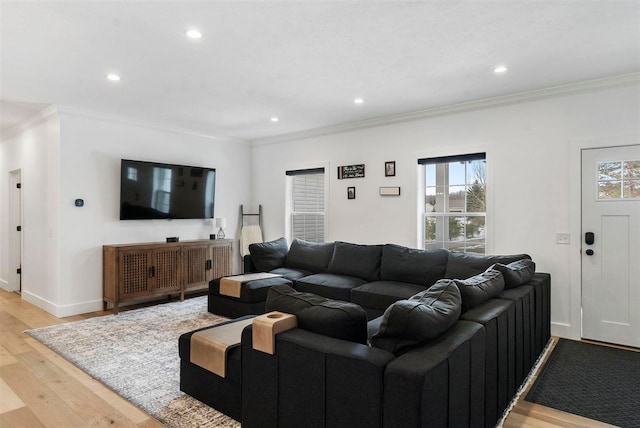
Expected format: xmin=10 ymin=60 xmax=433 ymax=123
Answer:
xmin=347 ymin=187 xmax=356 ymax=200
xmin=385 ymin=161 xmax=396 ymax=177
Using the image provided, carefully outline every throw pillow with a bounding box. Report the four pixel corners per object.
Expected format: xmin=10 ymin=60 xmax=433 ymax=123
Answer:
xmin=454 ymin=269 xmax=505 ymax=312
xmin=491 ymin=259 xmax=536 ymax=289
xmin=380 ymin=244 xmax=448 ymax=286
xmin=265 ymin=284 xmax=368 ymax=344
xmin=444 ymin=252 xmax=532 ymax=279
xmin=285 ymin=239 xmax=335 ymax=273
xmin=370 ymin=279 xmax=462 ymax=355
xmin=249 ymin=237 xmax=288 ymax=272
xmin=327 ymin=241 xmax=383 ymax=282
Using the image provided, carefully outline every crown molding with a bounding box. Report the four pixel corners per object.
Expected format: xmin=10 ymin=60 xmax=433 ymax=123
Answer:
xmin=55 ymin=105 xmax=249 ymax=145
xmin=1 ymin=105 xmax=59 ymax=141
xmin=251 ymin=73 xmax=640 ymax=146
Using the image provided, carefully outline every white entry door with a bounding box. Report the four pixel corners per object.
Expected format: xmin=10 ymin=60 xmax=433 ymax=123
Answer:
xmin=582 ymin=145 xmax=640 ymax=348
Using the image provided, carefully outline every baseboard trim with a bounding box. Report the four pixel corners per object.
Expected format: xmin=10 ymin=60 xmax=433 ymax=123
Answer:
xmin=21 ymin=291 xmax=59 ymax=316
xmin=551 ymin=322 xmax=573 ymax=339
xmin=20 ymin=291 xmax=103 ymax=318
xmin=0 ymin=278 xmax=11 ymax=292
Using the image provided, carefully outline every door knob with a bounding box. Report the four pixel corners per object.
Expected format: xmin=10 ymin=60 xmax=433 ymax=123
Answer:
xmin=586 ymin=249 xmax=594 ymax=256
xmin=585 ymin=232 xmax=595 ymax=245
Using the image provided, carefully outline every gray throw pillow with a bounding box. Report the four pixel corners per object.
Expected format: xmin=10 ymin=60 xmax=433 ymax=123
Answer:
xmin=491 ymin=259 xmax=536 ymax=289
xmin=249 ymin=237 xmax=288 ymax=272
xmin=285 ymin=239 xmax=335 ymax=273
xmin=265 ymin=284 xmax=368 ymax=344
xmin=444 ymin=252 xmax=532 ymax=279
xmin=370 ymin=279 xmax=462 ymax=355
xmin=454 ymin=269 xmax=505 ymax=312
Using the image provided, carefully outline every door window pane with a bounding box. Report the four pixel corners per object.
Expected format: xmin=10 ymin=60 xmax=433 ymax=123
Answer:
xmin=597 ymin=160 xmax=640 ymax=199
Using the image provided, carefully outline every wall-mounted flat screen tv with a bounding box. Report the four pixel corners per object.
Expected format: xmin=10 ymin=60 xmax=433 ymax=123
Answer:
xmin=120 ymin=159 xmax=216 ymax=220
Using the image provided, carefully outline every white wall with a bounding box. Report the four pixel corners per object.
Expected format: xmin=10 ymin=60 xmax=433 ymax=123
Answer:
xmin=251 ymin=84 xmax=640 ymax=339
xmin=0 ymin=109 xmax=62 ymax=312
xmin=1 ymin=108 xmax=251 ymax=317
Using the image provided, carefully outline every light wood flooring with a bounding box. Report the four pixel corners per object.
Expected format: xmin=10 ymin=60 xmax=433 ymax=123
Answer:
xmin=0 ymin=288 xmax=622 ymax=427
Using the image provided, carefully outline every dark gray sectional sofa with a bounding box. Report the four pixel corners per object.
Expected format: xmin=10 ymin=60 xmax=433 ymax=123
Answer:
xmin=185 ymin=238 xmax=551 ymax=427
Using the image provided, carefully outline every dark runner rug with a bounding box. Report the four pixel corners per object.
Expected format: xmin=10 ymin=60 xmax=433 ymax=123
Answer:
xmin=525 ymin=338 xmax=640 ymax=427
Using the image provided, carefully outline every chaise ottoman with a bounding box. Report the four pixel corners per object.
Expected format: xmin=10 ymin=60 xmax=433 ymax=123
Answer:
xmin=208 ymin=273 xmax=293 ymax=318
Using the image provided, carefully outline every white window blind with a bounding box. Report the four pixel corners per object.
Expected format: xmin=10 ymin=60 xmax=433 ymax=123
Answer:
xmin=288 ymin=169 xmax=325 ymax=242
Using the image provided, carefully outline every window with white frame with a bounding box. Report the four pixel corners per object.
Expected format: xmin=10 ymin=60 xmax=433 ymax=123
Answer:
xmin=419 ymin=153 xmax=486 ymax=253
xmin=286 ymin=168 xmax=325 ymax=242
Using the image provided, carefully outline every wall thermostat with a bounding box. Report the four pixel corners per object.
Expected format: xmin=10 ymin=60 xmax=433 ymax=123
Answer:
xmin=75 ymin=199 xmax=84 ymax=207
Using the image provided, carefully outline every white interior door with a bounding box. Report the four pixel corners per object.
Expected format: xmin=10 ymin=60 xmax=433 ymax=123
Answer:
xmin=582 ymin=145 xmax=640 ymax=348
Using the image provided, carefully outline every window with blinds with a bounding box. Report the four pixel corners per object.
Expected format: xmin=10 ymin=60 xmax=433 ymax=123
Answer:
xmin=287 ymin=168 xmax=325 ymax=242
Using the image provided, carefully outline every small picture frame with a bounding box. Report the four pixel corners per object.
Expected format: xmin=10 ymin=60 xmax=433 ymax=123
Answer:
xmin=385 ymin=161 xmax=396 ymax=177
xmin=347 ymin=187 xmax=356 ymax=200
xmin=379 ymin=186 xmax=401 ymax=196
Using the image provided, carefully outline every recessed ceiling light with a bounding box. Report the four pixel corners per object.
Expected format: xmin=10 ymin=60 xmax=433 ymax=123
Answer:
xmin=186 ymin=29 xmax=202 ymax=39
xmin=354 ymin=97 xmax=364 ymax=104
xmin=494 ymin=66 xmax=508 ymax=73
xmin=271 ymin=117 xmax=279 ymax=122
xmin=106 ymin=73 xmax=121 ymax=81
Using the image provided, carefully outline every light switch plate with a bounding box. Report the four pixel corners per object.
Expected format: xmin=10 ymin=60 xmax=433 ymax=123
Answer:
xmin=556 ymin=233 xmax=570 ymax=244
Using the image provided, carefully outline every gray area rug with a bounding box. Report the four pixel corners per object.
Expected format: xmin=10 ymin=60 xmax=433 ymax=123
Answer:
xmin=26 ymin=296 xmax=240 ymax=427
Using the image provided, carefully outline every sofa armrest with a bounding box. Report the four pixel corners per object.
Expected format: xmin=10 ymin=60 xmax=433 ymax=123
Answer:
xmin=383 ymin=320 xmax=486 ymax=428
xmin=243 ymin=254 xmax=256 ymax=273
xmin=241 ymin=325 xmax=394 ymax=428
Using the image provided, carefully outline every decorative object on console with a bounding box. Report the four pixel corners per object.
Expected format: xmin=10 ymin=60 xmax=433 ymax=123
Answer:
xmin=347 ymin=186 xmax=356 ymax=199
xmin=337 ymin=164 xmax=365 ymax=179
xmin=215 ymin=217 xmax=227 ymax=239
xmin=385 ymin=161 xmax=396 ymax=177
xmin=379 ymin=186 xmax=401 ymax=196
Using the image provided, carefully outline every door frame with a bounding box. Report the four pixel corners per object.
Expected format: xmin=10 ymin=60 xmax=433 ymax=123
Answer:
xmin=568 ymin=134 xmax=639 ymax=340
xmin=8 ymin=169 xmax=23 ymax=293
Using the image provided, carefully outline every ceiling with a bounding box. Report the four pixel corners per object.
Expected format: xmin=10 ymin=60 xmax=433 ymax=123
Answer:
xmin=1 ymin=1 xmax=639 ymax=141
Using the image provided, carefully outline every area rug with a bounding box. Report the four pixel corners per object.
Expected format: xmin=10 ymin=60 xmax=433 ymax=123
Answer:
xmin=26 ymin=296 xmax=240 ymax=428
xmin=525 ymin=338 xmax=640 ymax=427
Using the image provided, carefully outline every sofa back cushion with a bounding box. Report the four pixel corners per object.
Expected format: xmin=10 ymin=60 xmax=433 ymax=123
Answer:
xmin=327 ymin=241 xmax=383 ymax=282
xmin=370 ymin=279 xmax=462 ymax=355
xmin=265 ymin=284 xmax=368 ymax=344
xmin=491 ymin=259 xmax=536 ymax=289
xmin=285 ymin=239 xmax=335 ymax=273
xmin=445 ymin=252 xmax=532 ymax=280
xmin=381 ymin=244 xmax=448 ymax=286
xmin=454 ymin=269 xmax=505 ymax=312
xmin=249 ymin=237 xmax=288 ymax=272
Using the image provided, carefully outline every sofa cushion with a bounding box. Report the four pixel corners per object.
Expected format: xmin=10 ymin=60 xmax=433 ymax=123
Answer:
xmin=269 ymin=267 xmax=313 ymax=281
xmin=327 ymin=241 xmax=383 ymax=282
xmin=285 ymin=239 xmax=334 ymax=273
xmin=491 ymin=259 xmax=536 ymax=289
xmin=249 ymin=237 xmax=289 ymax=272
xmin=370 ymin=279 xmax=462 ymax=355
xmin=265 ymin=284 xmax=368 ymax=344
xmin=445 ymin=252 xmax=532 ymax=280
xmin=454 ymin=269 xmax=505 ymax=312
xmin=351 ymin=281 xmax=428 ymax=312
xmin=294 ymin=273 xmax=367 ymax=301
xmin=381 ymin=244 xmax=448 ymax=286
